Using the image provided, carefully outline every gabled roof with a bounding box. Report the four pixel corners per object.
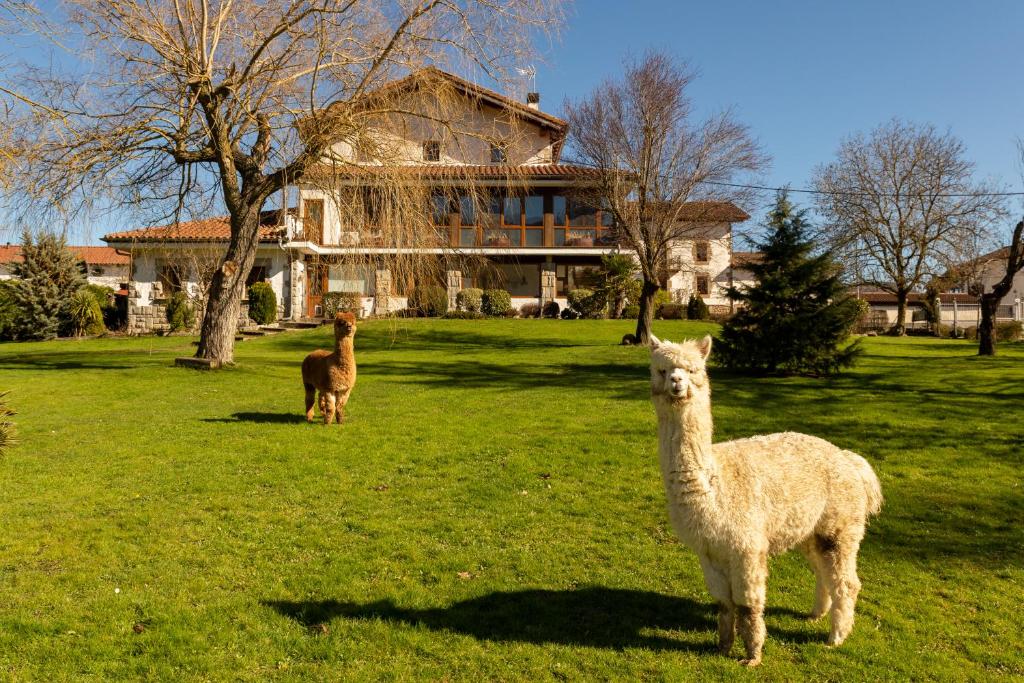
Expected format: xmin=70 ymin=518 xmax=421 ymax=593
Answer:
xmin=675 ymin=201 xmax=750 ymax=223
xmin=103 ymin=211 xmax=288 ymax=244
xmin=0 ymin=244 xmax=130 ymax=265
xmin=360 ymin=67 xmax=567 ymax=133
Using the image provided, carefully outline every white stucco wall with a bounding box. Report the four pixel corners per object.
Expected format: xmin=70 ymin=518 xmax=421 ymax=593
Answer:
xmin=666 ymin=223 xmax=733 ymax=307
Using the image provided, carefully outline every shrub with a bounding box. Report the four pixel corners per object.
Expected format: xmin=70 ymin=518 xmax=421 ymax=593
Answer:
xmin=566 ymin=288 xmax=605 ymax=319
xmin=394 ymin=308 xmax=422 ymax=318
xmin=996 ymin=321 xmax=1022 ymax=342
xmin=323 ymin=291 xmax=361 ymax=318
xmin=82 ymin=284 xmax=122 ymax=330
xmin=686 ymin=295 xmax=710 ymax=320
xmin=542 ymin=300 xmax=560 ymax=319
xmin=0 ymin=280 xmax=18 ymax=341
xmin=408 ymin=286 xmax=449 ymax=317
xmin=248 ymin=282 xmax=278 ymax=324
xmin=64 ymin=289 xmax=105 ymax=336
xmin=501 ymin=307 xmax=518 ymax=318
xmin=653 ymin=288 xmax=671 ymax=311
xmin=623 ymin=304 xmax=640 ymax=319
xmin=442 ymin=310 xmax=484 ymax=319
xmin=519 ymin=302 xmax=541 ymax=318
xmin=0 ymin=391 xmax=13 ymax=457
xmin=165 ymin=291 xmax=195 ymax=332
xmin=560 ymin=308 xmax=579 ymax=320
xmin=481 ymin=289 xmax=512 ymax=316
xmin=658 ymin=303 xmax=686 ymax=320
xmin=456 ymin=288 xmax=483 ymax=313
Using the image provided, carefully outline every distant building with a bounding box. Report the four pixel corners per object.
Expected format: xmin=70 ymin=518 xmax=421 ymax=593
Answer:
xmin=0 ymin=245 xmax=130 ymax=290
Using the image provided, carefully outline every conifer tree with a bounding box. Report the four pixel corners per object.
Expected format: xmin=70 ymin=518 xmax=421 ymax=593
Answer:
xmin=11 ymin=230 xmax=86 ymax=340
xmin=717 ymin=194 xmax=861 ymax=375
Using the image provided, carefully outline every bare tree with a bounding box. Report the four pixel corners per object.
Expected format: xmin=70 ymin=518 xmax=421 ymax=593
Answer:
xmin=814 ymin=119 xmax=1005 ymax=335
xmin=3 ymin=0 xmax=562 ymax=363
xmin=562 ymin=52 xmax=765 ymax=344
xmin=970 ymin=218 xmax=1023 ymax=356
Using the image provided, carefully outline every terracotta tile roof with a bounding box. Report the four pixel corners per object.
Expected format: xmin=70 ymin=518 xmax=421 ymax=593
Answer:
xmin=731 ymin=251 xmax=762 ymax=267
xmin=0 ymin=244 xmax=129 ymax=265
xmin=854 ymin=290 xmax=977 ymax=305
xmin=306 ymin=162 xmax=601 ymax=181
xmin=103 ymin=211 xmax=288 ymax=243
xmin=345 ymin=67 xmax=568 ymax=132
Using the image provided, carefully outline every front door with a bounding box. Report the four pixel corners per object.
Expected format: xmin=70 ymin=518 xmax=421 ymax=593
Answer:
xmin=306 ymin=263 xmax=328 ymax=317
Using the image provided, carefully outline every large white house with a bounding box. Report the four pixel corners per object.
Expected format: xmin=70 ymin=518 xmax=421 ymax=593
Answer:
xmin=103 ymin=69 xmax=754 ymax=333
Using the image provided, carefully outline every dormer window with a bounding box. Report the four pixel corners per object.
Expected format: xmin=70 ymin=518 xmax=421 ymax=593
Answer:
xmin=422 ymin=140 xmax=440 ymax=162
xmin=489 ymin=142 xmax=507 ymax=164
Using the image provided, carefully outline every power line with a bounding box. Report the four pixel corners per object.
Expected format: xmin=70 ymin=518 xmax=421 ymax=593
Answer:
xmin=696 ymin=179 xmax=1024 ymax=199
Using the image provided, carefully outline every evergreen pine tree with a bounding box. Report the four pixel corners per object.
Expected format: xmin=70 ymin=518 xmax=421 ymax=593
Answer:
xmin=11 ymin=230 xmax=87 ymax=341
xmin=717 ymin=194 xmax=861 ymax=375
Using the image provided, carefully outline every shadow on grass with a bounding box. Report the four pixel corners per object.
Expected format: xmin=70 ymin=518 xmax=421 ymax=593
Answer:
xmin=202 ymin=411 xmax=308 ymax=424
xmin=264 ymin=587 xmax=826 ymax=651
xmin=265 ymin=587 xmax=715 ymax=652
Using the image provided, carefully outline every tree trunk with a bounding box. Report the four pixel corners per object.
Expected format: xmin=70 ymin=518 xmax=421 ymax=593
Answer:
xmin=892 ymin=291 xmax=907 ymax=336
xmin=977 ymin=294 xmax=1000 ymax=356
xmin=634 ymin=278 xmax=660 ymax=344
xmin=195 ymin=204 xmax=264 ymax=364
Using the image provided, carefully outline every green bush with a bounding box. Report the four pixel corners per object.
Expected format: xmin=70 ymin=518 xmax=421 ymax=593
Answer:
xmin=165 ymin=291 xmax=195 ymax=332
xmin=0 ymin=281 xmax=18 ymax=341
xmin=248 ymin=282 xmax=278 ymax=325
xmin=442 ymin=310 xmax=485 ymax=319
xmin=686 ymin=295 xmax=710 ymax=320
xmin=456 ymin=288 xmax=483 ymax=313
xmin=519 ymin=302 xmax=541 ymax=318
xmin=658 ymin=303 xmax=686 ymax=320
xmin=566 ymin=288 xmax=605 ymax=319
xmin=323 ymin=291 xmax=361 ymax=319
xmin=653 ymin=288 xmax=671 ymax=311
xmin=408 ymin=286 xmax=449 ymax=317
xmin=622 ymin=303 xmax=640 ymax=319
xmin=481 ymin=289 xmax=512 ymax=317
xmin=64 ymin=289 xmax=105 ymax=336
xmin=996 ymin=321 xmax=1022 ymax=342
xmin=542 ymin=300 xmax=560 ymax=319
xmin=82 ymin=284 xmax=123 ymax=330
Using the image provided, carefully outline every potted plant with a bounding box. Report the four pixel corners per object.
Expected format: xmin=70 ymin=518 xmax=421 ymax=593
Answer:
xmin=566 ymin=231 xmax=594 ymax=247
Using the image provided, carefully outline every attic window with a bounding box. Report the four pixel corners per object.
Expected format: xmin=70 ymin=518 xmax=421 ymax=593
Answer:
xmin=422 ymin=140 xmax=440 ymax=162
xmin=489 ymin=143 xmax=507 ymax=164
xmin=694 ymin=240 xmax=710 ymax=264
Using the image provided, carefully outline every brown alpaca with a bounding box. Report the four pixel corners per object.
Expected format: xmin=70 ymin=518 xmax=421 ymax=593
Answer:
xmin=301 ymin=312 xmax=357 ymax=425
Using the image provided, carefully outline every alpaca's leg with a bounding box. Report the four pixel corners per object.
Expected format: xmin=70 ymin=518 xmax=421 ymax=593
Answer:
xmin=322 ymin=392 xmax=337 ymax=425
xmin=698 ymin=555 xmax=735 ymax=655
xmin=304 ymin=384 xmax=317 ymax=422
xmin=821 ymin=530 xmax=864 ymax=646
xmin=732 ymin=551 xmax=768 ymax=667
xmin=800 ymin=541 xmax=833 ymax=620
xmin=335 ymin=388 xmax=352 ymax=424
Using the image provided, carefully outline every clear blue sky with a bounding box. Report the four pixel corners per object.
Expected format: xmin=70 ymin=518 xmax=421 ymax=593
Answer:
xmin=538 ymin=0 xmax=1024 ymax=220
xmin=6 ymin=0 xmax=1024 ymax=243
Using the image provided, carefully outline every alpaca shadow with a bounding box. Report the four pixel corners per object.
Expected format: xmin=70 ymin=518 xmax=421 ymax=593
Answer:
xmin=202 ymin=411 xmax=308 ymax=424
xmin=264 ymin=587 xmax=717 ymax=652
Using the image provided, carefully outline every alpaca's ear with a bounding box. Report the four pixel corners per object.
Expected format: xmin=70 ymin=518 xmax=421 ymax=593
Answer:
xmin=648 ymin=333 xmax=661 ymax=348
xmin=698 ymin=335 xmax=713 ymax=360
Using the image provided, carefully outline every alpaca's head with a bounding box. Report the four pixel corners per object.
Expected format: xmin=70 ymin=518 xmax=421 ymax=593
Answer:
xmin=649 ymin=334 xmax=712 ymax=402
xmin=334 ymin=311 xmax=356 ymax=338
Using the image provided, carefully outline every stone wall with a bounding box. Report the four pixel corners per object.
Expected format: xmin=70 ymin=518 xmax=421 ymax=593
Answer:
xmin=127 ymin=284 xmax=253 ymax=335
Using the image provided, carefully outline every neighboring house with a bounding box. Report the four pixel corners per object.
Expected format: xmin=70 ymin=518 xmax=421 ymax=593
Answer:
xmin=103 ymin=68 xmax=752 ymax=332
xmin=944 ymin=245 xmax=1024 ymax=322
xmin=854 ymin=289 xmax=985 ymax=330
xmin=0 ymin=244 xmax=130 ymax=290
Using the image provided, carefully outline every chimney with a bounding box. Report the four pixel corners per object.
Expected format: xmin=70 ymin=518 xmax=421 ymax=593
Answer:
xmin=526 ymin=92 xmax=540 ymax=110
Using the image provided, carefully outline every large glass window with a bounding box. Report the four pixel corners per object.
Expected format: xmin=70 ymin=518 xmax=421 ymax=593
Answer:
xmin=503 ymin=197 xmax=521 ymax=226
xmin=524 ymin=196 xmax=544 ymax=226
xmin=552 ymin=196 xmax=567 ymax=226
xmin=329 ymin=264 xmax=374 ymax=295
xmin=431 ymin=194 xmax=451 ymax=225
xmin=568 ymin=199 xmax=597 ymax=227
xmin=459 ymin=195 xmax=476 ymax=225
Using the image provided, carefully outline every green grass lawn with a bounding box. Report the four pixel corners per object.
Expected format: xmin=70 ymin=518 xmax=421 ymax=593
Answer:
xmin=0 ymin=320 xmax=1021 ymax=680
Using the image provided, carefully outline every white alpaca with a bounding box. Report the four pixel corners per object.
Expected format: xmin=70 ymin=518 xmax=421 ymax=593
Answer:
xmin=649 ymin=334 xmax=881 ymax=666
